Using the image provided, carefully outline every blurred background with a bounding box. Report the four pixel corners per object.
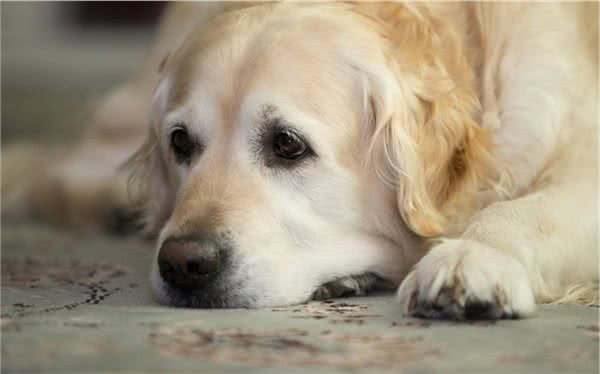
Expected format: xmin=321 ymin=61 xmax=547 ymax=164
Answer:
xmin=2 ymin=2 xmax=166 ymax=145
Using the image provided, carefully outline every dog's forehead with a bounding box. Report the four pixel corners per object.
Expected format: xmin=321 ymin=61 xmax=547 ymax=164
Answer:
xmin=166 ymin=27 xmax=256 ymax=114
xmin=166 ymin=5 xmax=363 ymax=111
xmin=165 ymin=5 xmax=293 ymax=112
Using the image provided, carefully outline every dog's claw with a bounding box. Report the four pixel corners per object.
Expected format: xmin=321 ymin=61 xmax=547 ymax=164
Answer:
xmin=397 ymin=239 xmax=536 ymax=320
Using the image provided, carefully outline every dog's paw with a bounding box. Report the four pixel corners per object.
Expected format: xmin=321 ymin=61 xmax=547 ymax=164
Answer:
xmin=101 ymin=205 xmax=144 ymax=236
xmin=397 ymin=239 xmax=535 ymax=320
xmin=312 ymin=273 xmax=389 ymax=300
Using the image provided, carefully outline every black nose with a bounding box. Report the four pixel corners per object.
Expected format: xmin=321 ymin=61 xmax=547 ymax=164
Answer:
xmin=157 ymin=237 xmax=222 ymax=289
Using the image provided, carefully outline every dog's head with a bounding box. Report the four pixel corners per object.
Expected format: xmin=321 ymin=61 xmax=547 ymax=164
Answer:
xmin=129 ymin=3 xmax=500 ymax=307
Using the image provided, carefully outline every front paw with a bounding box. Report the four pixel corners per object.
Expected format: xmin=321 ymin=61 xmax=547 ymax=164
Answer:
xmin=397 ymin=239 xmax=535 ymax=320
xmin=312 ymin=273 xmax=391 ymax=300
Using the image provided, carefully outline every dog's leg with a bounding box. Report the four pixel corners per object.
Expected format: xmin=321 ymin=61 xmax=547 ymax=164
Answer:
xmin=2 ymin=82 xmax=150 ymax=232
xmin=397 ymin=13 xmax=598 ymax=318
xmin=397 ymin=176 xmax=598 ymax=319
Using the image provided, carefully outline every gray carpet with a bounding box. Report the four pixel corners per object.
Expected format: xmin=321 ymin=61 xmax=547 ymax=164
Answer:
xmin=1 ymin=221 xmax=598 ymax=373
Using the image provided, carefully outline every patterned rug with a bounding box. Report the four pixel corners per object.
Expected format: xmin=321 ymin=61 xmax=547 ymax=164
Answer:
xmin=2 ymin=221 xmax=598 ymax=373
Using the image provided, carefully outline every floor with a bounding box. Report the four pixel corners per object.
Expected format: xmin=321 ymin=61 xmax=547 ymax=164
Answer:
xmin=1 ymin=220 xmax=598 ymax=373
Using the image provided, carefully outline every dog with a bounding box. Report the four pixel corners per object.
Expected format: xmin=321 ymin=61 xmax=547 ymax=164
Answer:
xmin=2 ymin=2 xmax=598 ymax=319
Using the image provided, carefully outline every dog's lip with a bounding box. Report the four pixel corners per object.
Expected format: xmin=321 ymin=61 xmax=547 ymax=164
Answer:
xmin=151 ymin=267 xmax=253 ymax=308
xmin=153 ymin=285 xmax=249 ymax=308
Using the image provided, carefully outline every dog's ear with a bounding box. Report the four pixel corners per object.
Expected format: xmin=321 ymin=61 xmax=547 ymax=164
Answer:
xmin=123 ymin=78 xmax=176 ymax=237
xmin=124 ymin=127 xmax=175 ymax=236
xmin=361 ymin=4 xmax=505 ymax=237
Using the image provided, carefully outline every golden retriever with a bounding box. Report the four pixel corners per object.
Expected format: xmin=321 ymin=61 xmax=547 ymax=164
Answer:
xmin=3 ymin=2 xmax=598 ymax=319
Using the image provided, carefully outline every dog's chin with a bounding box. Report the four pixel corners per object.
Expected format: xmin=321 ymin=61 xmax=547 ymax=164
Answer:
xmin=155 ymin=287 xmax=253 ymax=308
xmin=150 ymin=269 xmax=255 ymax=308
xmin=151 ymin=269 xmax=394 ymax=309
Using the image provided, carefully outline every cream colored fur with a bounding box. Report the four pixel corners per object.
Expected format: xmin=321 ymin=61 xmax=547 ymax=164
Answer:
xmin=3 ymin=2 xmax=598 ymax=318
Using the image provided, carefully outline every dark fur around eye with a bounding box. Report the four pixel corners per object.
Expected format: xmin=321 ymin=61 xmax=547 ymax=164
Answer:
xmin=255 ymin=121 xmax=316 ymax=169
xmin=170 ymin=127 xmax=202 ymax=164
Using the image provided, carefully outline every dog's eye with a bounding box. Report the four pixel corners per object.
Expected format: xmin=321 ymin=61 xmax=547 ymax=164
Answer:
xmin=170 ymin=128 xmax=195 ymax=164
xmin=273 ymin=131 xmax=307 ymax=160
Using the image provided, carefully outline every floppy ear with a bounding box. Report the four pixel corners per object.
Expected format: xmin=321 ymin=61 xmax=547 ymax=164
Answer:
xmin=124 ymin=127 xmax=175 ymax=236
xmin=122 ymin=75 xmax=177 ymax=236
xmin=362 ymin=4 xmax=505 ymax=237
